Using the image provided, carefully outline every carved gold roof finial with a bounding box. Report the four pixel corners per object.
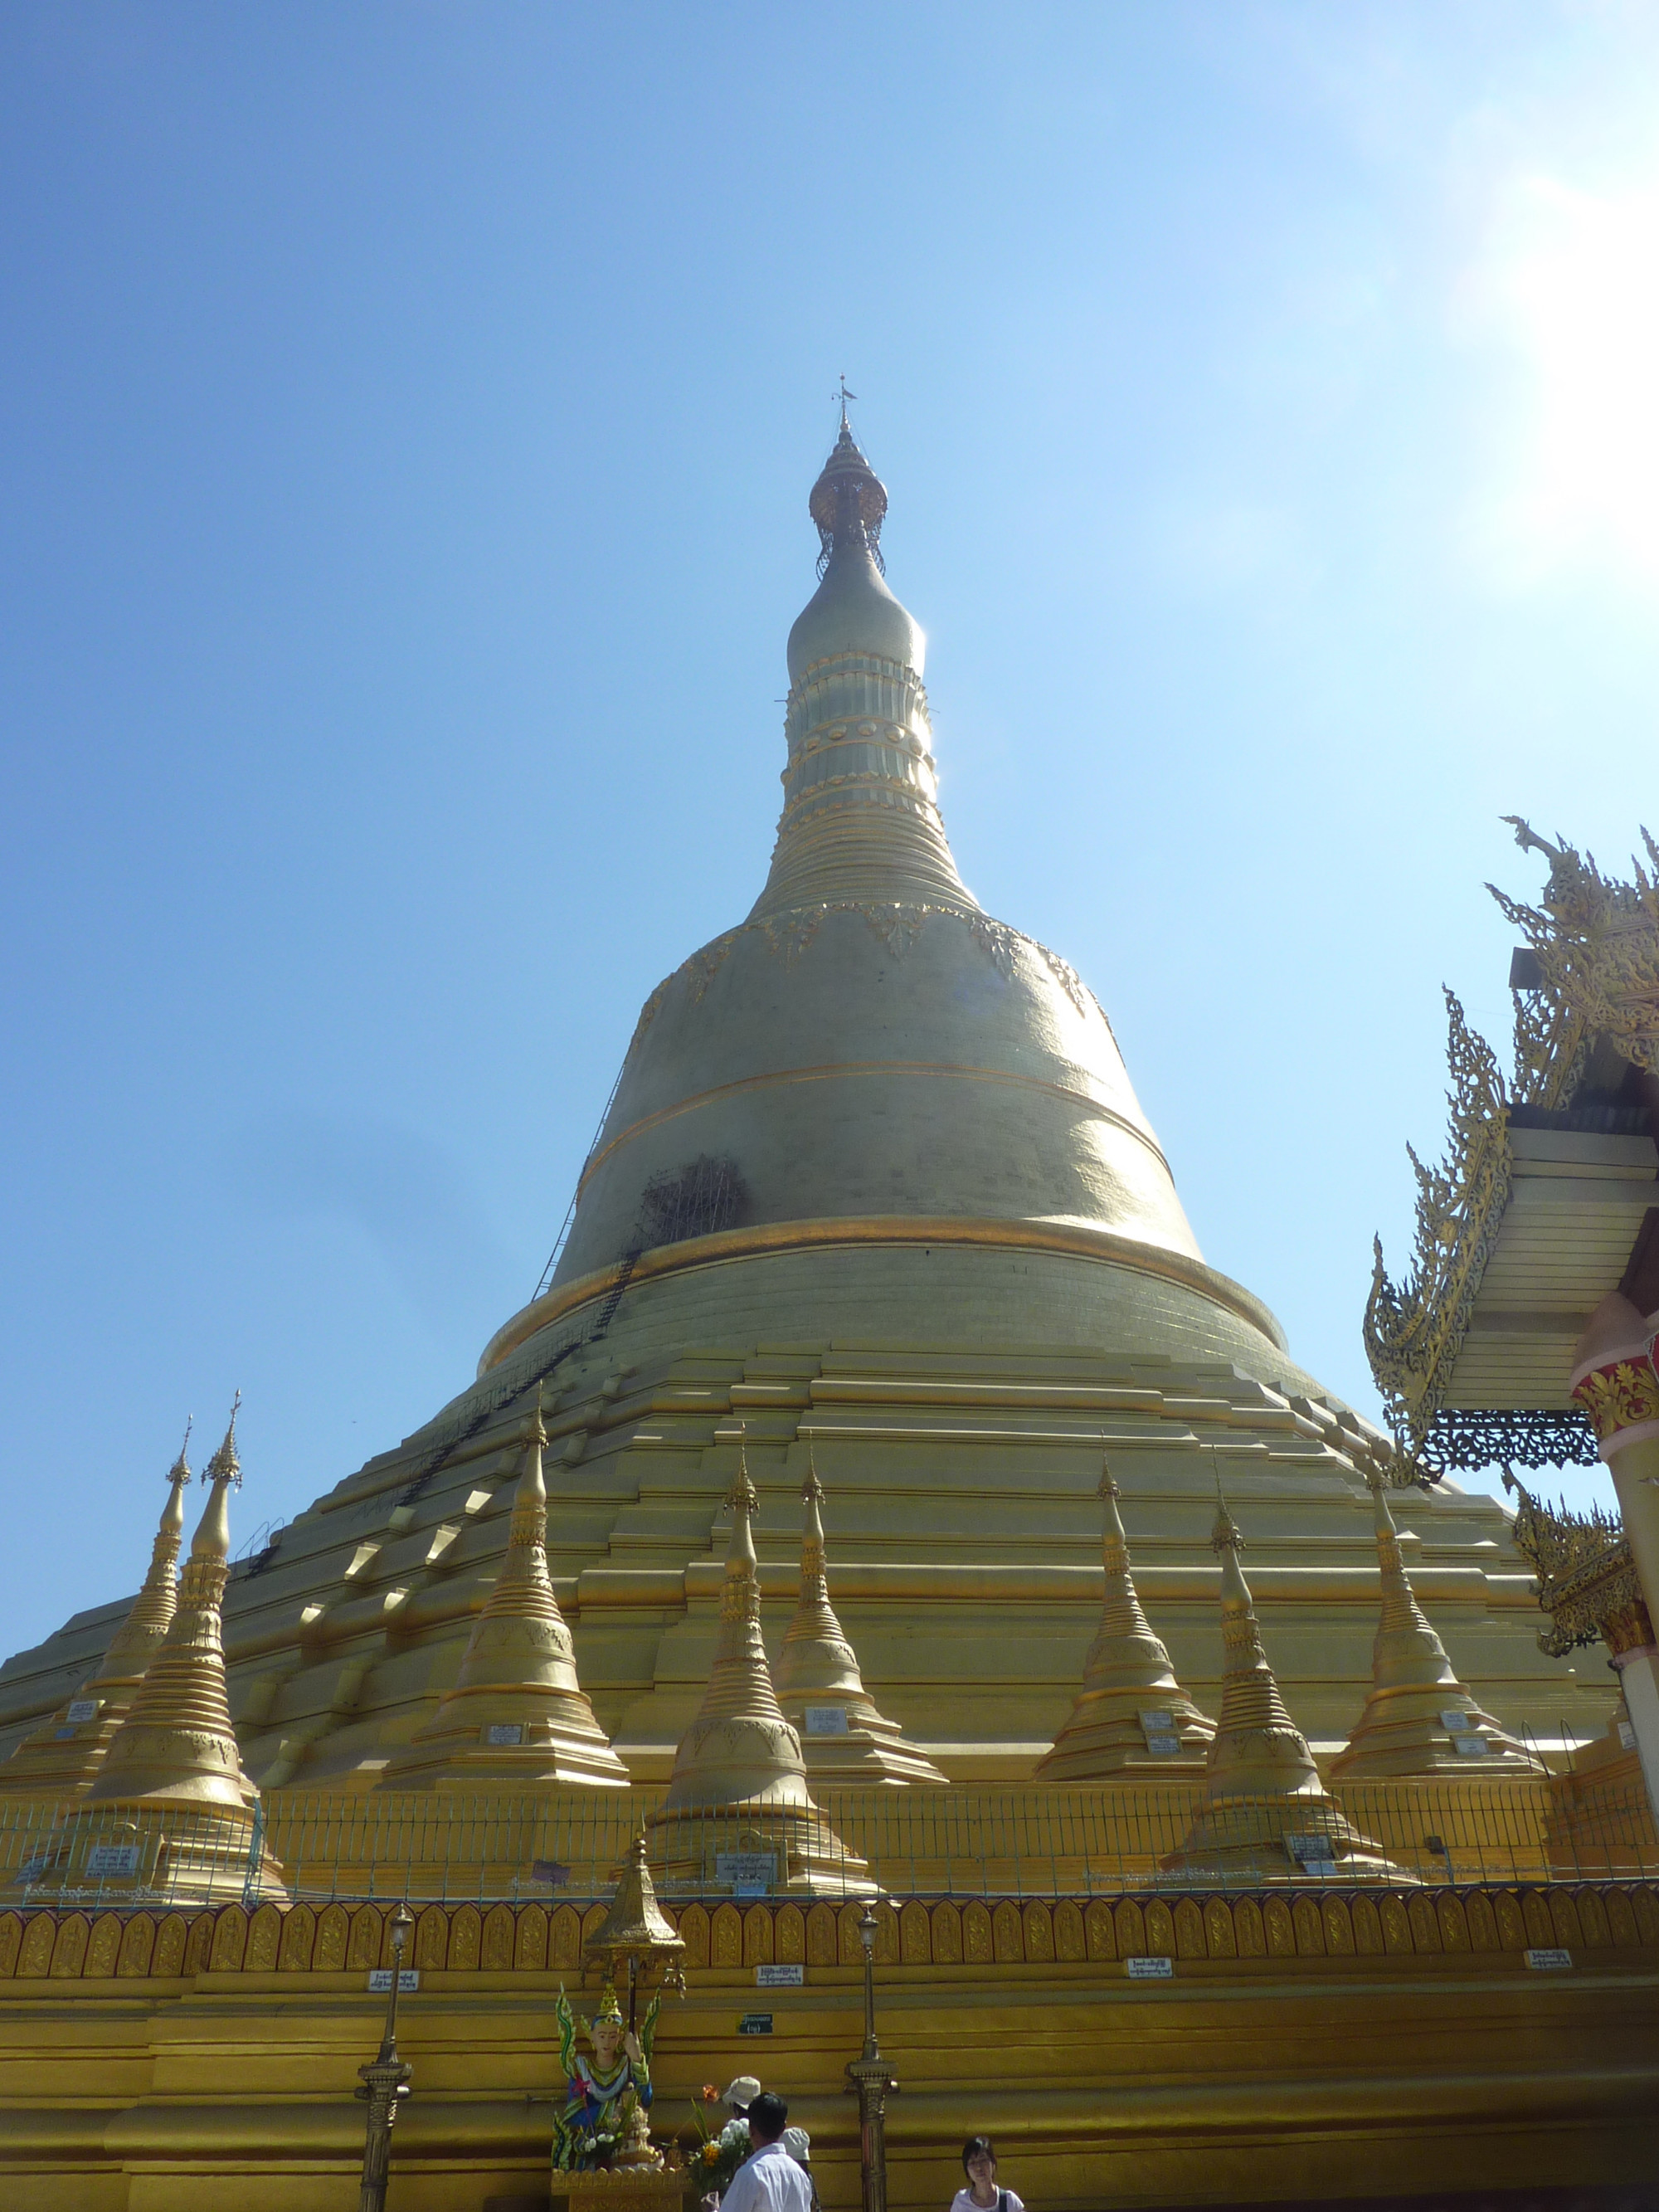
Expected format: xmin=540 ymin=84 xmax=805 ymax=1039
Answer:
xmin=1164 ymin=1455 xmax=1399 ymax=1882
xmin=775 ymin=1437 xmax=944 ymax=1785
xmin=1035 ymin=1445 xmax=1214 ymax=1781
xmin=1331 ymin=1472 xmax=1542 ymax=1778
xmin=381 ymin=1377 xmax=626 ymax=1789
xmin=0 ymin=1421 xmax=199 ymax=1800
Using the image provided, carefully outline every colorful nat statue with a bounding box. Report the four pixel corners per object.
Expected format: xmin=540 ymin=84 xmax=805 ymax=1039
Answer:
xmin=552 ymin=1980 xmax=661 ymax=2171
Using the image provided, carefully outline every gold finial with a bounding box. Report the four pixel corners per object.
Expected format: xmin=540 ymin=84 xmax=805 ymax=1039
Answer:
xmin=802 ymin=1435 xmax=824 ymax=1508
xmin=524 ymin=1376 xmax=549 ymax=1451
xmin=1209 ymin=1454 xmax=1242 ymax=1553
xmin=168 ymin=1418 xmax=194 ymax=1489
xmin=1097 ymin=1443 xmax=1119 ymax=1503
xmin=725 ymin=1422 xmax=757 ymax=1518
xmin=834 ymin=373 xmax=858 ymax=431
xmin=204 ymin=1392 xmax=241 ymax=1489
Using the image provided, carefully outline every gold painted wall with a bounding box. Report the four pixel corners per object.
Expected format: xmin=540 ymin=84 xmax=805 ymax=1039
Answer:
xmin=2 ymin=1883 xmax=1657 ymax=2210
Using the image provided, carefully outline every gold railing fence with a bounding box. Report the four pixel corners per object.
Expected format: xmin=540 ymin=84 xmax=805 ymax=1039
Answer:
xmin=0 ymin=1771 xmax=1652 ymax=1911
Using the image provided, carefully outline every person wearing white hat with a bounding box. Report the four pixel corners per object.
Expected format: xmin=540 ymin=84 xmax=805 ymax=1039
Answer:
xmin=722 ymin=2076 xmax=762 ymax=2116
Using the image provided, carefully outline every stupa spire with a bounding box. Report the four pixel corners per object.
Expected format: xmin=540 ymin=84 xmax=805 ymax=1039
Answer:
xmin=774 ymin=1445 xmax=945 ymax=1785
xmin=85 ymin=1396 xmax=254 ymax=1812
xmin=661 ymin=1430 xmax=808 ymax=1809
xmin=383 ymin=1384 xmax=627 ymax=1787
xmin=1035 ymin=1453 xmax=1214 ymax=1780
xmin=12 ymin=1397 xmax=289 ymax=1906
xmin=1164 ymin=1469 xmax=1398 ymax=1881
xmin=751 ymin=417 xmax=976 ymax=918
xmin=649 ymin=1428 xmax=872 ymax=1893
xmin=1330 ymin=1473 xmax=1543 ymax=1779
xmin=0 ymin=1425 xmax=195 ymax=1800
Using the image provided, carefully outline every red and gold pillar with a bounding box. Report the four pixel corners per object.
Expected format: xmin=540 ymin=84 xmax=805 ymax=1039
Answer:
xmin=1572 ymin=1294 xmax=1659 ymax=1812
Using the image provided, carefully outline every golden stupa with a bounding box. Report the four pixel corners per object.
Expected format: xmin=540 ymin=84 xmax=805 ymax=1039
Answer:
xmin=0 ymin=417 xmax=1646 ymax=2212
xmin=0 ymin=415 xmax=1585 ymax=1792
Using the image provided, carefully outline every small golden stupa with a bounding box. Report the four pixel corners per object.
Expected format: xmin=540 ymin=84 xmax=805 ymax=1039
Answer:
xmin=648 ymin=1440 xmax=869 ymax=1893
xmin=1034 ymin=1455 xmax=1214 ymax=1781
xmin=773 ymin=1454 xmax=944 ymax=1786
xmin=0 ymin=1425 xmax=193 ymax=1800
xmin=18 ymin=1401 xmax=287 ymax=1904
xmin=1330 ymin=1473 xmax=1545 ymax=1781
xmin=1163 ymin=1488 xmax=1398 ymax=1882
xmin=381 ymin=1388 xmax=627 ymax=1789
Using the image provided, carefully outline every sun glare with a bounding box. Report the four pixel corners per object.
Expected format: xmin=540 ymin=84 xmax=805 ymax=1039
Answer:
xmin=1472 ymin=170 xmax=1659 ymax=587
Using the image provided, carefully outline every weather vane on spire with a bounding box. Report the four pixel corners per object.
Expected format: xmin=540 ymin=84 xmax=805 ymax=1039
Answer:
xmin=834 ymin=373 xmax=857 ymax=428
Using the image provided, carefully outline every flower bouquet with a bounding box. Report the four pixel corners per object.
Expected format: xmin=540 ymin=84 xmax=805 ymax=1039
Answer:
xmin=687 ymin=2088 xmax=750 ymax=2196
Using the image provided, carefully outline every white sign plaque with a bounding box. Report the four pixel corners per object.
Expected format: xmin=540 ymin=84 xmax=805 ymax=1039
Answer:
xmin=1524 ymin=1948 xmax=1572 ymax=1971
xmin=805 ymin=1707 xmax=849 ymax=1735
xmin=1144 ymin=1732 xmax=1184 ymax=1757
xmin=367 ymin=1970 xmax=421 ymax=1992
xmin=1285 ymin=1833 xmax=1335 ymax=1866
xmin=484 ymin=1722 xmax=524 ymax=1746
xmin=1138 ymin=1709 xmax=1174 ymax=1734
xmin=1125 ymin=1955 xmax=1173 ymax=1979
xmin=65 ymin=1700 xmax=99 ymax=1724
xmin=716 ymin=1852 xmax=776 ymax=1896
xmin=1441 ymin=1708 xmax=1476 ymax=1734
xmin=756 ymin=1963 xmax=804 ymax=1986
xmin=1454 ymin=1734 xmax=1489 ymax=1757
xmin=85 ymin=1844 xmax=142 ymax=1878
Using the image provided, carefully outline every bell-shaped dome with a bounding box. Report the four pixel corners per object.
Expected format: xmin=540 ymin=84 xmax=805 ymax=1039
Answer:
xmin=484 ymin=419 xmax=1286 ymax=1380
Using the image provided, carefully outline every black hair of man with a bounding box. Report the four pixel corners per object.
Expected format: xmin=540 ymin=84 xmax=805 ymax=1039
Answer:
xmin=747 ymin=2092 xmax=789 ymax=2144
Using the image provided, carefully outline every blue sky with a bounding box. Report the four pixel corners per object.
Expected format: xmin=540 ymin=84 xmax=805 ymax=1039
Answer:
xmin=2 ymin=1 xmax=1655 ymax=1654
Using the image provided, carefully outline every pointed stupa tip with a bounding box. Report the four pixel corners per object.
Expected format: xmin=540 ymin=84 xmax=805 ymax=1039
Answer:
xmin=726 ymin=1426 xmax=758 ymax=1516
xmin=801 ymin=1440 xmax=825 ymax=1529
xmin=168 ymin=1419 xmax=193 ymax=1488
xmin=1098 ymin=1451 xmax=1127 ymax=1535
xmin=525 ymin=1377 xmax=548 ymax=1452
xmin=1209 ymin=1469 xmax=1252 ymax=1606
xmin=159 ymin=1419 xmax=193 ymax=1537
xmin=1369 ymin=1466 xmax=1398 ymax=1537
xmin=515 ymin=1379 xmax=549 ymax=1508
xmin=191 ymin=1395 xmax=241 ymax=1562
xmin=204 ymin=1392 xmax=241 ymax=1489
xmin=808 ymin=392 xmax=888 ymax=568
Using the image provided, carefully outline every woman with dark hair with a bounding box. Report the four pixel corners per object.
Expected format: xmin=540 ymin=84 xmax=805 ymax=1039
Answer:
xmin=951 ymin=2137 xmax=1023 ymax=2212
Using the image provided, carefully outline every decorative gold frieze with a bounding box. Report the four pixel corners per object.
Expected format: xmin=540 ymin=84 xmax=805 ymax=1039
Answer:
xmin=1 ymin=1880 xmax=1654 ymax=1980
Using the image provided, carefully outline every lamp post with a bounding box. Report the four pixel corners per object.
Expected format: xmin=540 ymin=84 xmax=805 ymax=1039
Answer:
xmin=357 ymin=1902 xmax=416 ymax=2212
xmin=844 ymin=1904 xmax=897 ymax=2212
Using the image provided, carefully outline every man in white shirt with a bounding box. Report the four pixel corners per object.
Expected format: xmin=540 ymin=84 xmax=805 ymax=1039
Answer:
xmin=716 ymin=2092 xmax=814 ymax=2212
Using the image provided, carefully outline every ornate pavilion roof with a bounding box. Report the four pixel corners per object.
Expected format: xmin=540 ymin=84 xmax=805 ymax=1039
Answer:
xmin=1365 ymin=821 xmax=1659 ymax=1476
